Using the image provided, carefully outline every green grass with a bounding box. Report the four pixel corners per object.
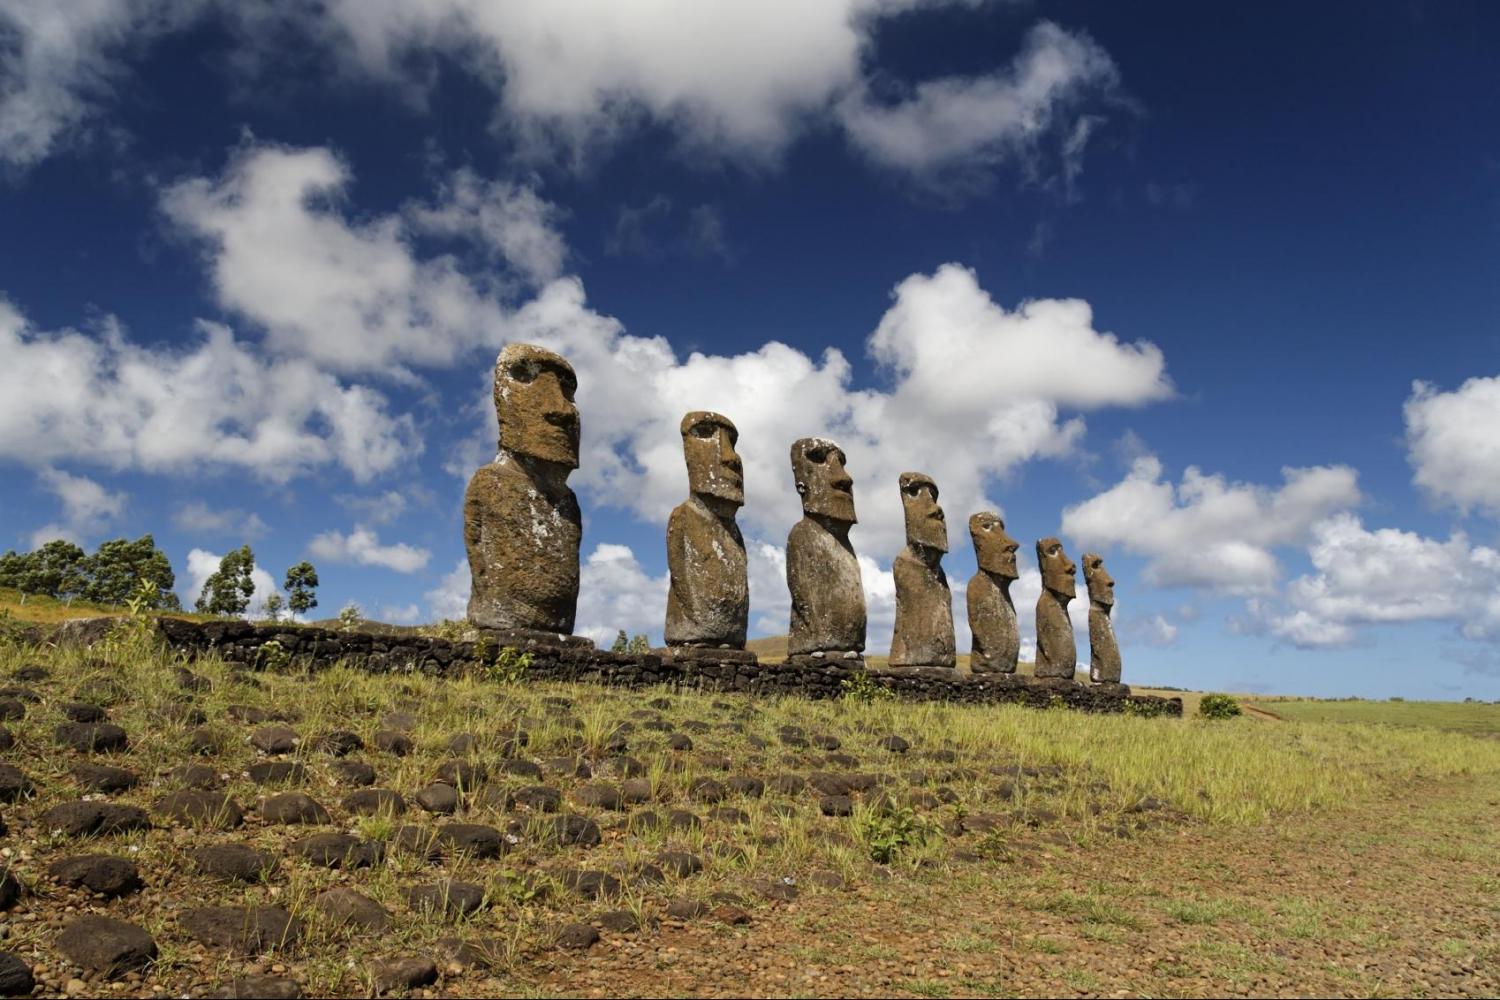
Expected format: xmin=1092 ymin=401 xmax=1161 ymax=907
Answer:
xmin=1256 ymin=698 xmax=1500 ymax=736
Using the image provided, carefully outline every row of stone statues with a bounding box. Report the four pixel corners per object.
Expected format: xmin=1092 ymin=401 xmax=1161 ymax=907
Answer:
xmin=464 ymin=343 xmax=1122 ymax=684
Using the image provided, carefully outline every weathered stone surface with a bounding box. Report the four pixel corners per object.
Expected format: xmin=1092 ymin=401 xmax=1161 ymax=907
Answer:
xmin=315 ymin=888 xmax=391 ymax=931
xmin=556 ymin=923 xmax=599 ymax=950
xmin=403 ymin=880 xmax=486 ymax=919
xmin=41 ymin=801 xmax=150 ymax=837
xmin=0 ymin=952 xmax=34 ymax=997
xmin=0 ymin=765 xmax=33 ymax=802
xmin=889 ymin=472 xmax=955 ymax=668
xmin=1084 ymin=553 xmax=1122 ymax=684
xmin=205 ymin=975 xmax=302 ymax=999
xmin=291 ymin=833 xmax=382 ymax=869
xmin=250 ymin=725 xmax=299 ymax=754
xmin=180 ymin=905 xmax=302 ymax=954
xmin=56 ymin=916 xmax=156 ymax=976
xmin=259 ymin=793 xmax=331 ymax=825
xmin=371 ymin=956 xmax=438 ymax=992
xmin=191 ymin=844 xmax=275 ymax=882
xmin=786 ymin=437 xmax=865 ymax=657
xmin=156 ymin=790 xmax=244 ymax=829
xmin=465 ymin=343 xmax=582 ymax=633
xmin=71 ymin=762 xmax=139 ymax=793
xmin=55 ymin=721 xmax=128 ymax=753
xmin=966 ymin=511 xmax=1020 ymax=674
xmin=343 ymin=788 xmax=406 ymax=816
xmin=0 ymin=870 xmax=19 ymax=911
xmin=60 ymin=702 xmax=107 ymax=723
xmin=1034 ymin=537 xmax=1078 ymax=680
xmin=247 ymin=761 xmax=306 ymax=785
xmin=665 ymin=411 xmax=749 ymax=648
xmin=434 ymin=823 xmax=503 ymax=858
xmin=48 ymin=855 xmax=141 ymax=897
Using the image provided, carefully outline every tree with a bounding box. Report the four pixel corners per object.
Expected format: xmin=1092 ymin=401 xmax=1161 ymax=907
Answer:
xmin=262 ymin=592 xmax=285 ymax=622
xmin=84 ymin=535 xmax=179 ymax=610
xmin=22 ymin=540 xmax=89 ymax=600
xmin=626 ymin=633 xmax=650 ymax=655
xmin=610 ymin=629 xmax=628 ymax=653
xmin=196 ymin=545 xmax=256 ymax=616
xmin=284 ymin=561 xmax=319 ymax=618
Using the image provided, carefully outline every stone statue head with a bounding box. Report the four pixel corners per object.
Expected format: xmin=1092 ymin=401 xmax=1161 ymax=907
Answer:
xmin=969 ymin=511 xmax=1018 ymax=579
xmin=791 ymin=437 xmax=856 ymax=524
xmin=681 ymin=410 xmax=743 ymax=508
xmin=899 ymin=472 xmax=947 ymax=553
xmin=1036 ymin=537 xmax=1076 ymax=599
xmin=1083 ymin=553 xmax=1114 ymax=608
xmin=494 ymin=343 xmax=580 ymax=469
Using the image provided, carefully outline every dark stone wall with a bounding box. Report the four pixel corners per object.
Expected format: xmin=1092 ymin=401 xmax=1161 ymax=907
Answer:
xmin=56 ymin=618 xmax=1181 ymax=717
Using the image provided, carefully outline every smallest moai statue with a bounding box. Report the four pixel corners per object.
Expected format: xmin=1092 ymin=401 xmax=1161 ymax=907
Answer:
xmin=1083 ymin=553 xmax=1121 ymax=684
xmin=1033 ymin=537 xmax=1077 ymax=681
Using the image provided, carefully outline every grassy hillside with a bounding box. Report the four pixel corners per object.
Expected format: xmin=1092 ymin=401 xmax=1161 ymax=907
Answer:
xmin=1250 ymin=697 xmax=1500 ymax=736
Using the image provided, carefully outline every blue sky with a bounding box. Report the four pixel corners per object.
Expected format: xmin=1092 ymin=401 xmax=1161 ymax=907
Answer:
xmin=2 ymin=1 xmax=1499 ymax=698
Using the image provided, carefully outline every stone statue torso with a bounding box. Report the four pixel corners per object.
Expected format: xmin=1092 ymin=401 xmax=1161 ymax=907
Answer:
xmin=1089 ymin=605 xmax=1121 ymax=683
xmin=967 ymin=570 xmax=1018 ymax=673
xmin=786 ymin=516 xmax=865 ymax=656
xmin=665 ymin=497 xmax=748 ymax=647
xmin=1034 ymin=590 xmax=1077 ymax=679
xmin=464 ymin=452 xmax=581 ymax=633
xmin=889 ymin=547 xmax=956 ymax=668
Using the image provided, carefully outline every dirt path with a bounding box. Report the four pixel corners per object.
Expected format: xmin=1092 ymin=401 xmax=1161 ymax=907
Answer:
xmin=526 ymin=772 xmax=1500 ymax=998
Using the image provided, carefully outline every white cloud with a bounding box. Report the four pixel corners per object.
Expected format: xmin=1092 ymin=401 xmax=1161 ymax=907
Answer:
xmin=1264 ymin=513 xmax=1500 ymax=649
xmin=1405 ymin=376 xmax=1500 ymax=518
xmin=837 ymin=21 xmax=1120 ymax=186
xmin=574 ymin=543 xmax=670 ymax=646
xmin=1062 ymin=454 xmax=1361 ymax=594
xmin=0 ymin=0 xmax=206 ymax=169
xmin=172 ymin=501 xmax=269 ymax=539
xmin=379 ymin=603 xmax=422 ymax=624
xmin=335 ymin=490 xmax=409 ymax=527
xmin=5 ymin=4 xmax=1125 ymax=193
xmin=0 ymin=299 xmax=419 ymax=483
xmin=28 ymin=467 xmax=126 ymax=546
xmin=425 ymin=557 xmax=470 ymax=622
xmin=182 ymin=546 xmax=278 ymax=615
xmin=1121 ymin=612 xmax=1179 ymax=648
xmin=308 ymin=526 xmax=431 ymax=573
xmin=481 ymin=262 xmax=1172 ymax=562
xmin=404 ymin=167 xmax=567 ymax=286
xmin=161 ymin=145 xmax=520 ymax=377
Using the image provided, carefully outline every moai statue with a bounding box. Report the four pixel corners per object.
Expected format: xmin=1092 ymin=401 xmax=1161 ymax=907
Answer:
xmin=664 ymin=411 xmax=749 ymax=650
xmin=966 ymin=512 xmax=1020 ymax=674
xmin=464 ymin=343 xmax=582 ymax=636
xmin=890 ymin=473 xmax=956 ymax=668
xmin=786 ymin=438 xmax=866 ymax=661
xmin=1083 ymin=553 xmax=1122 ymax=684
xmin=1033 ymin=537 xmax=1078 ymax=680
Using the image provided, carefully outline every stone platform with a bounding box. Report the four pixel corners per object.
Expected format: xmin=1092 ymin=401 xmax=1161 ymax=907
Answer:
xmin=42 ymin=618 xmax=1181 ymax=717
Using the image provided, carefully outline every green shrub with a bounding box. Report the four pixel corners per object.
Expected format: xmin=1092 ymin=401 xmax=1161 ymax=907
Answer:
xmin=1199 ymin=694 xmax=1242 ymax=720
xmin=841 ymin=664 xmax=894 ymax=703
xmin=857 ymin=805 xmax=931 ymax=863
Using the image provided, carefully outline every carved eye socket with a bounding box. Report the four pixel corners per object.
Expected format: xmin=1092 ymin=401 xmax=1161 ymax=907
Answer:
xmin=558 ymin=370 xmax=577 ymax=400
xmin=692 ymin=422 xmax=716 ymax=439
xmin=509 ymin=360 xmax=539 ymax=384
xmin=807 ymin=447 xmax=828 ymax=463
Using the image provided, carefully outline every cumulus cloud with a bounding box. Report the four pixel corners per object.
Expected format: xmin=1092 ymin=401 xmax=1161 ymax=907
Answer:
xmin=1121 ymin=612 xmax=1179 ymax=647
xmin=182 ymin=546 xmax=278 ymax=615
xmin=0 ymin=0 xmax=206 ymax=169
xmin=28 ymin=467 xmax=126 ymax=547
xmin=379 ymin=603 xmax=422 ymax=624
xmin=1405 ymin=376 xmax=1500 ymax=518
xmin=172 ymin=501 xmax=269 ymax=540
xmin=477 ymin=262 xmax=1172 ymax=561
xmin=424 ymin=558 xmax=470 ymax=622
xmin=1062 ymin=454 xmax=1361 ymax=594
xmin=4 ymin=3 xmax=1125 ymax=192
xmin=838 ymin=21 xmax=1121 ymax=187
xmin=160 ymin=145 xmax=520 ymax=377
xmin=404 ymin=167 xmax=567 ymax=286
xmin=335 ymin=490 xmax=410 ymax=527
xmin=1263 ymin=513 xmax=1500 ymax=649
xmin=0 ymin=299 xmax=419 ymax=482
xmin=308 ymin=526 xmax=431 ymax=573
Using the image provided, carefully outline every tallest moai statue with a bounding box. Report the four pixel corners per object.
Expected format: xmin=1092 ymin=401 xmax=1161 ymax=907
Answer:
xmin=464 ymin=343 xmax=582 ymax=635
